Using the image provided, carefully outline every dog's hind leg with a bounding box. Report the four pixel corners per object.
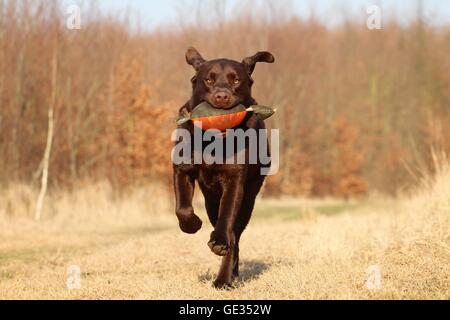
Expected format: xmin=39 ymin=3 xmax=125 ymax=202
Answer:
xmin=207 ymin=175 xmax=245 ymax=288
xmin=211 ymin=175 xmax=265 ymax=288
xmin=199 ymin=186 xmax=221 ymax=227
xmin=213 ymin=233 xmax=236 ymax=289
xmin=232 ymin=175 xmax=265 ymax=278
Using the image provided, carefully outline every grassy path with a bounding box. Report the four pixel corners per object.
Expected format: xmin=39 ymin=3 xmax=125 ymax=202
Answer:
xmin=0 ymin=191 xmax=449 ymax=299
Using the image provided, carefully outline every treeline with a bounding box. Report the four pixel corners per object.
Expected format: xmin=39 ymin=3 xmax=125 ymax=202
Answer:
xmin=0 ymin=0 xmax=449 ymax=197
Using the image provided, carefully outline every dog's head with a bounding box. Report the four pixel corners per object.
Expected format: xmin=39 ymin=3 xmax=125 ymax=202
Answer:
xmin=186 ymin=47 xmax=275 ymax=110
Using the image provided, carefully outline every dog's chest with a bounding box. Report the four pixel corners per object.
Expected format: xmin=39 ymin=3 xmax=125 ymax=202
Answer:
xmin=197 ymin=163 xmax=246 ymax=191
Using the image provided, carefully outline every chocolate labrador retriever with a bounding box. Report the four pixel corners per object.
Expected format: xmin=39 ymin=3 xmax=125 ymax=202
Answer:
xmin=173 ymin=47 xmax=275 ymax=288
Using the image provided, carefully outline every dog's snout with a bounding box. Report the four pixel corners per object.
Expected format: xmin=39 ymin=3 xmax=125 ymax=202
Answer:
xmin=214 ymin=91 xmax=231 ymax=107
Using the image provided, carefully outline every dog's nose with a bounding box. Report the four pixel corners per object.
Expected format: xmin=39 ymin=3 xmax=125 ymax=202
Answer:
xmin=214 ymin=92 xmax=231 ymax=107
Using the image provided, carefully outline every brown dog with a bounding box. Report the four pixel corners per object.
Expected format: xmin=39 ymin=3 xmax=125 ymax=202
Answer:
xmin=173 ymin=47 xmax=275 ymax=288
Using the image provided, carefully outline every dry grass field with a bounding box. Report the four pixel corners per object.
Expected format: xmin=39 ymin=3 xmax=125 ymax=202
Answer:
xmin=0 ymin=163 xmax=449 ymax=300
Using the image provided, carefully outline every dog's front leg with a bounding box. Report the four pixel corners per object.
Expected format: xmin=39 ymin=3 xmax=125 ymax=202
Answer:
xmin=173 ymin=168 xmax=202 ymax=234
xmin=208 ymin=177 xmax=244 ymax=288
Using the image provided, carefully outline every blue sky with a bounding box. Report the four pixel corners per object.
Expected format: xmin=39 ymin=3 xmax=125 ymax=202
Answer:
xmin=94 ymin=0 xmax=450 ymax=29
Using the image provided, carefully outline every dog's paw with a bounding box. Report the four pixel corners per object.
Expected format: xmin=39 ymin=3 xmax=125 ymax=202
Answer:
xmin=177 ymin=210 xmax=203 ymax=234
xmin=213 ymin=278 xmax=234 ymax=290
xmin=208 ymin=232 xmax=230 ymax=256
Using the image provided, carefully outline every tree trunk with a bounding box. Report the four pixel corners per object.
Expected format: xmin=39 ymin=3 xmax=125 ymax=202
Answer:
xmin=35 ymin=37 xmax=58 ymax=221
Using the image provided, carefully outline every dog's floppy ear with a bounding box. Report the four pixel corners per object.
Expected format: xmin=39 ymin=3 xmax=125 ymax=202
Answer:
xmin=186 ymin=47 xmax=206 ymax=71
xmin=242 ymin=51 xmax=275 ymax=75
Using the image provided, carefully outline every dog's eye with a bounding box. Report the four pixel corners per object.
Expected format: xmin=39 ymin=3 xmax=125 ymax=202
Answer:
xmin=206 ymin=79 xmax=214 ymax=85
xmin=233 ymin=79 xmax=241 ymax=85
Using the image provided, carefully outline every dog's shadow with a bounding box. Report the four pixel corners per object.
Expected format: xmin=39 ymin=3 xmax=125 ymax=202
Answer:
xmin=198 ymin=260 xmax=271 ymax=286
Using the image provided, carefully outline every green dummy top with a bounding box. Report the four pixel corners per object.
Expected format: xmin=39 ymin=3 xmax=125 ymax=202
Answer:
xmin=177 ymin=102 xmax=276 ymax=126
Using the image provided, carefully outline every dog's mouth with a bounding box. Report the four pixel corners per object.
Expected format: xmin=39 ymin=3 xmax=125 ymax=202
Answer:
xmin=205 ymin=96 xmax=240 ymax=110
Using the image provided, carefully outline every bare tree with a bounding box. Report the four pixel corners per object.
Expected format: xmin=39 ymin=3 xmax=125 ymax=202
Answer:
xmin=35 ymin=25 xmax=58 ymax=221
